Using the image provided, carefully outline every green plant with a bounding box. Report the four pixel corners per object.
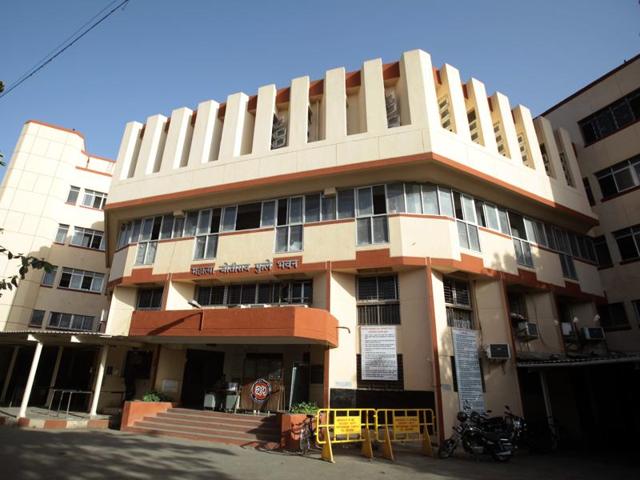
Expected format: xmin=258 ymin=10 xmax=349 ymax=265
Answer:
xmin=289 ymin=401 xmax=319 ymax=414
xmin=142 ymin=391 xmax=171 ymax=402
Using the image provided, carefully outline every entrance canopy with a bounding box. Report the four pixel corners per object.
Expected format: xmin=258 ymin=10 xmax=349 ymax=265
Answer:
xmin=0 ymin=330 xmax=136 ymax=347
xmin=517 ymin=352 xmax=640 ymax=369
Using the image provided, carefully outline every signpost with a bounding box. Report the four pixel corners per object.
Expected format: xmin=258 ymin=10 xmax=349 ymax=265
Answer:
xmin=451 ymin=328 xmax=485 ymax=412
xmin=360 ymin=326 xmax=398 ymax=381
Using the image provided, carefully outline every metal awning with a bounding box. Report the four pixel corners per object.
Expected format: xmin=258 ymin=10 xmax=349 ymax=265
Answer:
xmin=0 ymin=330 xmax=141 ymax=346
xmin=517 ymin=353 xmax=640 ymax=368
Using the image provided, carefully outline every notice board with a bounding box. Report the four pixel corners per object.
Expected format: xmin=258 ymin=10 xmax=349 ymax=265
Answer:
xmin=451 ymin=328 xmax=485 ymax=412
xmin=360 ymin=326 xmax=398 ymax=381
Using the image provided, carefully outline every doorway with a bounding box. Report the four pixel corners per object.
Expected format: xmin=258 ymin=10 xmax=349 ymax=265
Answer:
xmin=180 ymin=349 xmax=225 ymax=408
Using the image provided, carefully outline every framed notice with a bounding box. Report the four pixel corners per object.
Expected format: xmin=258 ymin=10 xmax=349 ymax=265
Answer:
xmin=360 ymin=326 xmax=398 ymax=381
xmin=451 ymin=328 xmax=485 ymax=412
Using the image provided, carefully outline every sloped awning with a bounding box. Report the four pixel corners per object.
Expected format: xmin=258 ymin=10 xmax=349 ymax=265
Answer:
xmin=517 ymin=352 xmax=640 ymax=369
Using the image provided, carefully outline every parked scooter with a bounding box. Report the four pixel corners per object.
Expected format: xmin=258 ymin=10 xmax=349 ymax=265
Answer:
xmin=438 ymin=409 xmax=514 ymax=462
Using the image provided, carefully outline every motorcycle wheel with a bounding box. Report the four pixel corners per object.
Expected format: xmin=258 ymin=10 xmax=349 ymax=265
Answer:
xmin=438 ymin=439 xmax=457 ymax=459
xmin=491 ymin=451 xmax=512 ymax=463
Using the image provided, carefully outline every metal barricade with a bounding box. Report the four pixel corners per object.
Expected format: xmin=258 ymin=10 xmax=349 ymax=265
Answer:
xmin=375 ymin=409 xmax=437 ymax=460
xmin=315 ymin=408 xmax=376 ymax=462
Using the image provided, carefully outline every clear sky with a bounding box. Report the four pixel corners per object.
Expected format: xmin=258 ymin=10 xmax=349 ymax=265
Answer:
xmin=1 ymin=0 xmax=638 ymax=170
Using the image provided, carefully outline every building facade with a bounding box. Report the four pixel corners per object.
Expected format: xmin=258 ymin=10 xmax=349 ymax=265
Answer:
xmin=1 ymin=49 xmax=625 ymax=443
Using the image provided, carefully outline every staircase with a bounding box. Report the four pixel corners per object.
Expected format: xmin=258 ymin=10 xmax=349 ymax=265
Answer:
xmin=126 ymin=408 xmax=281 ymax=449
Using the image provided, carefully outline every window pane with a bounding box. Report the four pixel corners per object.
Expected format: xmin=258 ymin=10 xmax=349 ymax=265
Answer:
xmin=241 ymin=284 xmax=257 ymax=304
xmin=438 ymin=188 xmax=454 ymax=217
xmin=92 ymin=275 xmax=104 ymax=293
xmin=236 ymin=203 xmax=262 ymax=230
xmin=475 ymin=202 xmax=485 ymax=227
xmin=275 ymin=226 xmax=288 ymax=252
xmin=184 ymin=212 xmax=198 ymax=236
xmin=227 ymin=285 xmax=242 ymax=304
xmin=405 ymin=184 xmax=422 ymax=213
xmin=483 ymin=204 xmax=499 ymax=230
xmin=30 ymin=310 xmax=45 ymax=327
xmin=372 ymin=216 xmax=388 ymax=243
xmin=611 ymin=99 xmax=634 ymax=128
xmin=616 ymin=235 xmax=639 ymax=260
xmin=497 ymin=209 xmax=510 ymax=234
xmin=145 ymin=242 xmax=157 ymax=264
xmin=258 ymin=284 xmax=273 ymax=304
xmin=453 ymin=192 xmax=464 ymax=220
xmin=55 ymin=225 xmax=68 ymax=243
xmin=613 ymin=167 xmax=635 ymax=191
xmin=321 ymin=195 xmax=336 ymax=221
xmin=172 ymin=217 xmax=184 ymax=238
xmin=194 ymin=235 xmax=206 ymax=259
xmin=221 ymin=206 xmax=237 ymax=231
xmin=372 ymin=185 xmax=387 ymax=215
xmin=210 ymin=209 xmax=221 ymax=233
xmin=289 ymin=197 xmax=303 ymax=224
xmin=337 ymin=189 xmax=355 ymax=219
xmin=277 ymin=198 xmax=288 ymax=226
xmin=421 ymin=185 xmax=438 ymax=214
xmin=461 ymin=195 xmax=476 ymax=223
xmin=468 ymin=225 xmax=480 ymax=251
xmin=386 ymin=183 xmax=405 ymax=214
xmin=140 ymin=218 xmax=153 ymax=241
xmin=594 ymin=236 xmax=613 ymax=266
xmin=160 ymin=215 xmax=174 ymax=239
xmin=508 ymin=212 xmax=526 ymax=239
xmin=204 ymin=235 xmax=217 ymax=259
xmin=66 ymin=186 xmax=80 ymax=204
xmin=597 ymin=174 xmax=618 ymax=198
xmin=595 ymin=109 xmax=616 ymax=137
xmin=289 ymin=225 xmax=303 ymax=251
xmin=261 ymin=200 xmax=276 ymax=227
xmin=304 ymin=195 xmax=320 ymax=223
xmin=136 ymin=243 xmax=147 ymax=264
xmin=457 ymin=221 xmax=469 ymax=249
xmin=357 ymin=277 xmax=378 ymax=300
xmin=357 ymin=218 xmax=372 ymax=245
xmin=357 ymin=188 xmax=373 ymax=217
xmin=378 ymin=276 xmax=397 ymax=299
xmin=196 ymin=210 xmax=212 ymax=235
xmin=151 ymin=216 xmax=162 ymax=240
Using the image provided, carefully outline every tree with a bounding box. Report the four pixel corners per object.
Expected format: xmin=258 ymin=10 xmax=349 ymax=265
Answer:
xmin=0 ymin=150 xmax=54 ymax=296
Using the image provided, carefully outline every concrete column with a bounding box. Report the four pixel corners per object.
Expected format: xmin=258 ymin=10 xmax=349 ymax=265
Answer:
xmin=440 ymin=64 xmax=470 ymax=140
xmin=45 ymin=346 xmax=64 ymax=407
xmin=115 ymin=121 xmax=144 ymax=180
xmin=323 ymin=67 xmax=347 ymax=141
xmin=491 ymin=92 xmax=522 ymax=163
xmin=288 ymin=76 xmax=310 ymax=148
xmin=218 ymin=93 xmax=250 ymax=159
xmin=534 ymin=116 xmax=563 ymax=179
xmin=160 ymin=107 xmax=194 ymax=171
xmin=513 ymin=105 xmax=545 ymax=171
xmin=539 ymin=371 xmax=555 ymax=432
xmin=555 ymin=128 xmax=582 ymax=190
xmin=0 ymin=346 xmax=19 ymax=404
xmin=252 ymin=85 xmax=277 ymax=154
xmin=362 ymin=58 xmax=387 ymax=134
xmin=188 ymin=100 xmax=221 ymax=165
xmin=400 ymin=50 xmax=441 ymax=132
xmin=18 ymin=342 xmax=43 ymax=419
xmin=466 ymin=78 xmax=496 ymax=150
xmin=136 ymin=114 xmax=168 ymax=176
xmin=90 ymin=345 xmax=109 ymax=416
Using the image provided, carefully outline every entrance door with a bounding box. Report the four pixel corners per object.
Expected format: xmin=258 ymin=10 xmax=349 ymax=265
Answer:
xmin=180 ymin=350 xmax=225 ymax=408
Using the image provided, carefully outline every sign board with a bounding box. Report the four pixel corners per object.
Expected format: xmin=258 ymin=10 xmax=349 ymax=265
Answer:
xmin=393 ymin=416 xmax=420 ymax=434
xmin=360 ymin=326 xmax=398 ymax=381
xmin=250 ymin=378 xmax=272 ymax=404
xmin=451 ymin=328 xmax=485 ymax=412
xmin=334 ymin=416 xmax=361 ymax=436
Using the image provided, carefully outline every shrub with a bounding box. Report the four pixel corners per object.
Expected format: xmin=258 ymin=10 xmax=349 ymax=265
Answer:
xmin=289 ymin=401 xmax=319 ymax=414
xmin=142 ymin=391 xmax=171 ymax=402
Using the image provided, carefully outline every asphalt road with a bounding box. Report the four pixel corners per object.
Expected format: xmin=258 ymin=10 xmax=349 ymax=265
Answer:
xmin=0 ymin=427 xmax=637 ymax=480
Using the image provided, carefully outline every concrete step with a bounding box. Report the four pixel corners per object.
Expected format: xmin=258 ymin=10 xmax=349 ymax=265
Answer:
xmin=147 ymin=416 xmax=280 ymax=435
xmin=126 ymin=425 xmax=280 ymax=449
xmin=137 ymin=418 xmax=280 ymax=441
xmin=167 ymin=408 xmax=278 ymax=425
xmin=157 ymin=411 xmax=279 ymax=429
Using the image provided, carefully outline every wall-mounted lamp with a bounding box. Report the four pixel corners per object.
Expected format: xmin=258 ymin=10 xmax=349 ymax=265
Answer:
xmin=337 ymin=326 xmax=351 ymax=334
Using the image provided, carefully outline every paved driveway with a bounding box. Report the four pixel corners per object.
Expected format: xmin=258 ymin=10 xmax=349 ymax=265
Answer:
xmin=0 ymin=428 xmax=637 ymax=480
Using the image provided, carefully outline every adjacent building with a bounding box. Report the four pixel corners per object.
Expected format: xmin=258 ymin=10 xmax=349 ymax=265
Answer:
xmin=2 ymin=49 xmax=634 ymax=443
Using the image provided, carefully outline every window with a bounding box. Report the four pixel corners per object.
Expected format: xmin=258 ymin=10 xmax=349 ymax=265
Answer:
xmin=578 ymin=88 xmax=640 ymax=145
xmin=275 ymin=197 xmax=304 ymax=252
xmin=421 ymin=184 xmax=438 ymax=214
xmin=439 ymin=96 xmax=453 ymax=131
xmin=386 ymin=183 xmax=405 ymax=214
xmin=583 ymin=177 xmax=596 ymax=206
xmin=509 ymin=212 xmax=533 ymax=267
xmin=613 ymin=225 xmax=640 ymax=261
xmin=444 ymin=277 xmax=473 ymax=329
xmin=41 ymin=266 xmax=58 ymax=287
xmin=593 ymin=236 xmax=613 ymax=267
xmin=438 ymin=187 xmax=454 ymax=217
xmin=160 ymin=215 xmax=174 ymax=239
xmin=597 ymin=303 xmax=630 ymax=331
xmin=136 ymin=288 xmax=164 ymax=310
xmin=552 ymin=228 xmax=578 ymax=280
xmin=517 ymin=132 xmax=531 ymax=167
xmin=71 ymin=227 xmax=105 ymax=250
xmin=385 ymin=89 xmax=401 ymax=128
xmin=321 ymin=194 xmax=336 ymax=221
xmin=29 ymin=310 xmax=45 ymax=328
xmin=595 ymin=155 xmax=640 ymax=199
xmin=193 ymin=209 xmax=220 ymax=260
xmin=468 ymin=110 xmax=480 ymax=144
xmin=494 ymin=122 xmax=506 ymax=157
xmin=558 ymin=151 xmax=575 ymax=187
xmin=357 ymin=354 xmax=404 ymax=390
xmin=304 ymin=194 xmax=320 ymax=223
xmin=356 ymin=186 xmax=389 ymax=245
xmin=59 ymin=267 xmax=104 ymax=293
xmin=48 ymin=312 xmax=94 ymax=331
xmin=454 ymin=192 xmax=480 ymax=252
xmin=539 ymin=143 xmax=552 ymax=176
xmin=196 ymin=281 xmax=312 ymax=306
xmin=66 ymin=186 xmax=80 ymax=205
xmin=356 ymin=275 xmax=400 ymax=325
xmin=55 ymin=224 xmax=69 ymax=244
xmin=135 ymin=217 xmax=162 ymax=265
xmin=81 ymin=189 xmax=107 ymax=210
xmin=235 ymin=203 xmax=262 ymax=230
xmin=337 ymin=189 xmax=355 ymax=219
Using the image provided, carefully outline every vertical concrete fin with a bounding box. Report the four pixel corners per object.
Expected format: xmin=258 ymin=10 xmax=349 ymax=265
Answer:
xmin=534 ymin=116 xmax=562 ymax=179
xmin=252 ymin=85 xmax=277 ymax=154
xmin=188 ymin=100 xmax=221 ymax=166
xmin=556 ymin=128 xmax=582 ymax=191
xmin=135 ymin=114 xmax=167 ymax=177
xmin=466 ymin=78 xmax=495 ymax=150
xmin=491 ymin=92 xmax=521 ymax=162
xmin=362 ymin=58 xmax=387 ymax=134
xmin=513 ymin=105 xmax=545 ymax=172
xmin=115 ymin=121 xmax=144 ymax=180
xmin=218 ymin=93 xmax=250 ymax=159
xmin=288 ymin=76 xmax=311 ymax=148
xmin=160 ymin=107 xmax=193 ymax=172
xmin=440 ymin=64 xmax=470 ymax=140
xmin=324 ymin=67 xmax=347 ymax=141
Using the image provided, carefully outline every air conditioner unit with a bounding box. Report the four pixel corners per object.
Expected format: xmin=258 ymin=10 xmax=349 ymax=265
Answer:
xmin=582 ymin=327 xmax=605 ymax=341
xmin=517 ymin=322 xmax=539 ymax=341
xmin=485 ymin=344 xmax=511 ymax=361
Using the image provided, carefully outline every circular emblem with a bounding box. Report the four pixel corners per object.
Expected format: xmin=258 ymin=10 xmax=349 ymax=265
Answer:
xmin=250 ymin=378 xmax=272 ymax=404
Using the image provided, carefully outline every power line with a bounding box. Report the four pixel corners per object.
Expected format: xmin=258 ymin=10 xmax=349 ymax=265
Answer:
xmin=0 ymin=0 xmax=131 ymax=100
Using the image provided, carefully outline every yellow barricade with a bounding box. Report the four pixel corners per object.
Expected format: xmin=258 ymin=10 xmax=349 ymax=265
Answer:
xmin=316 ymin=408 xmax=376 ymax=462
xmin=375 ymin=409 xmax=437 ymax=460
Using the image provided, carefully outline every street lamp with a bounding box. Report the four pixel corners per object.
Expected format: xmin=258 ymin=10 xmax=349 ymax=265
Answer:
xmin=188 ymin=299 xmax=204 ymax=330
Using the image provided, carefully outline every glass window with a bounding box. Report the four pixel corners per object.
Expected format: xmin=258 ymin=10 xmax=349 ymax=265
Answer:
xmin=172 ymin=217 xmax=185 ymax=238
xmin=58 ymin=268 xmax=104 ymax=293
xmin=81 ymin=189 xmax=107 ymax=210
xmin=614 ymin=226 xmax=640 ymax=261
xmin=337 ymin=189 xmax=355 ymax=219
xmin=356 ymin=275 xmax=400 ymax=325
xmin=221 ymin=206 xmax=237 ymax=232
xmin=261 ymin=200 xmax=276 ymax=227
xmin=483 ymin=204 xmax=499 ymax=231
xmin=304 ymin=195 xmax=320 ymax=223
xmin=41 ymin=266 xmax=57 ymax=287
xmin=594 ymin=235 xmax=613 ymax=267
xmin=356 ymin=185 xmax=388 ymax=246
xmin=160 ymin=215 xmax=174 ymax=239
xmin=70 ymin=227 xmax=105 ymax=250
xmin=66 ymin=186 xmax=80 ymax=205
xmin=597 ymin=303 xmax=630 ymax=331
xmin=235 ymin=203 xmax=261 ymax=230
xmin=55 ymin=224 xmax=69 ymax=244
xmin=386 ymin=183 xmax=405 ymax=214
xmin=421 ymin=184 xmax=438 ymax=215
xmin=184 ymin=211 xmax=198 ymax=236
xmin=321 ymin=195 xmax=336 ymax=221
xmin=137 ymin=288 xmax=164 ymax=310
xmin=405 ymin=184 xmax=422 ymax=213
xmin=438 ymin=187 xmax=454 ymax=217
xmin=29 ymin=310 xmax=45 ymax=328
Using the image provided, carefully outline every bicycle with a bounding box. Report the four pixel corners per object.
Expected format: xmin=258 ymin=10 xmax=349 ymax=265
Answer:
xmin=299 ymin=414 xmax=316 ymax=455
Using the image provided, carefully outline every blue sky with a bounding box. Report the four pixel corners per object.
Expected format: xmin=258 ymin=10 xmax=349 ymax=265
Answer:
xmin=1 ymin=0 xmax=638 ymax=170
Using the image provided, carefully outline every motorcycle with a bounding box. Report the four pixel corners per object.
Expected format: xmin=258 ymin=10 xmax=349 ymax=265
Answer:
xmin=438 ymin=410 xmax=514 ymax=462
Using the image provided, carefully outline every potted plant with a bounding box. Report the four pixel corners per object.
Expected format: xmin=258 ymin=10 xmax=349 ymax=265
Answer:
xmin=281 ymin=402 xmax=319 ymax=451
xmin=120 ymin=391 xmax=175 ymax=430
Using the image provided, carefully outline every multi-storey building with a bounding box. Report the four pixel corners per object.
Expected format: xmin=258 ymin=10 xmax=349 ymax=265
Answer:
xmin=3 ymin=49 xmax=631 ymax=443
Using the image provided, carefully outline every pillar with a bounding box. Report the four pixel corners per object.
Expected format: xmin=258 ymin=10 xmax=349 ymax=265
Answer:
xmin=362 ymin=58 xmax=387 ymax=134
xmin=0 ymin=346 xmax=19 ymax=404
xmin=18 ymin=342 xmax=43 ymax=419
xmin=90 ymin=345 xmax=109 ymax=416
xmin=46 ymin=346 xmax=64 ymax=407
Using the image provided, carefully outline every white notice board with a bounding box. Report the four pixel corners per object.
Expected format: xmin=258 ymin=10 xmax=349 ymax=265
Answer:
xmin=451 ymin=328 xmax=485 ymax=412
xmin=361 ymin=326 xmax=398 ymax=381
